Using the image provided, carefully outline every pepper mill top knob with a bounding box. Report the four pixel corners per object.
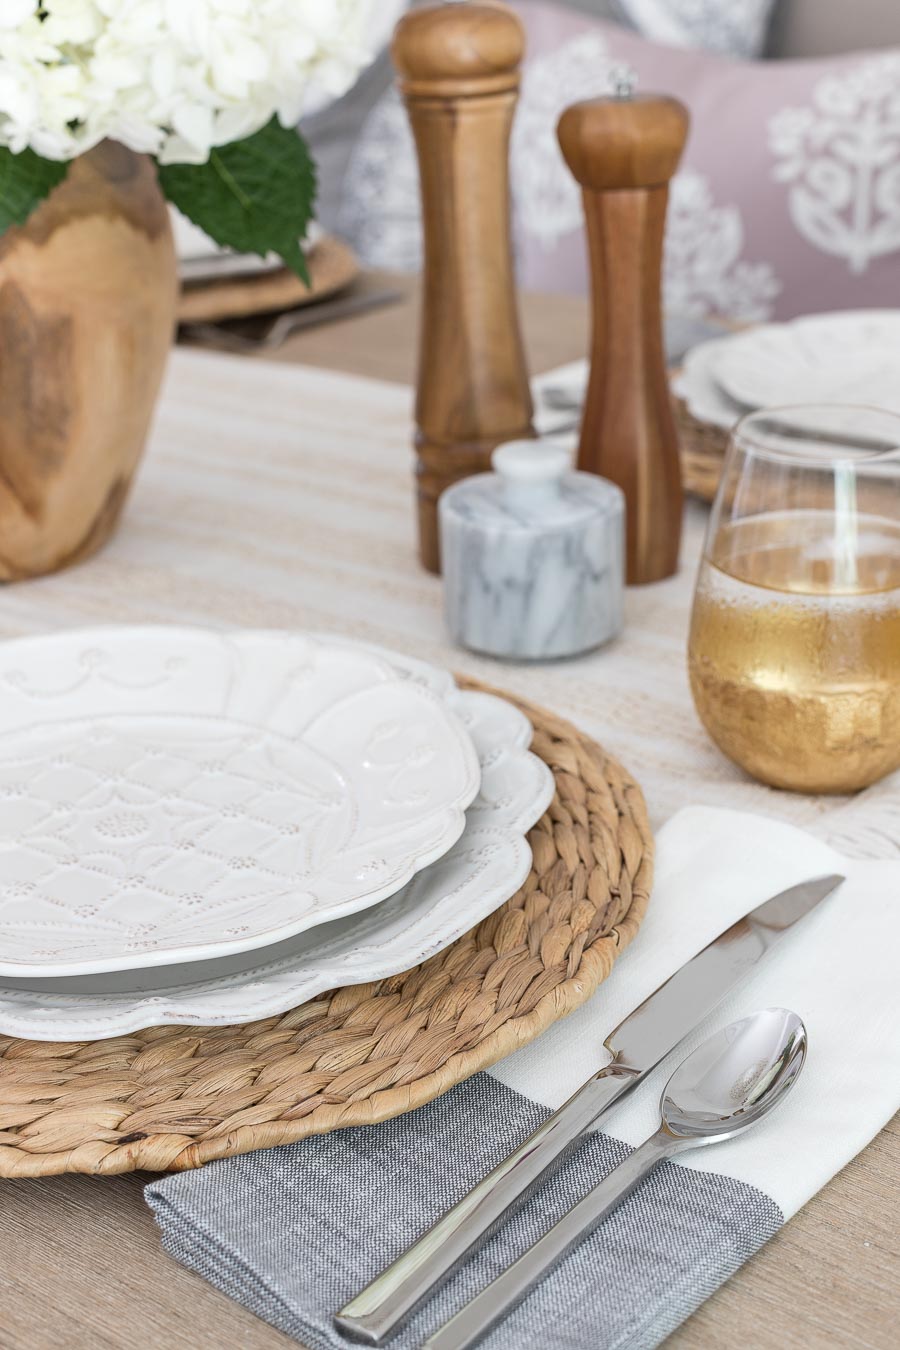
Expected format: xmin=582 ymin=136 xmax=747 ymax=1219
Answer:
xmin=558 ymin=94 xmax=689 ymax=191
xmin=391 ymin=1 xmax=525 ymax=97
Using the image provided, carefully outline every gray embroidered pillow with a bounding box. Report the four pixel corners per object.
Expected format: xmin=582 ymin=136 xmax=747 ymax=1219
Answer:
xmin=301 ymin=2 xmax=621 ymax=254
xmin=616 ymin=0 xmax=777 ymax=57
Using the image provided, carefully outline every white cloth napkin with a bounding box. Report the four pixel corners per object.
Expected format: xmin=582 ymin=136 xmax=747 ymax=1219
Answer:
xmin=148 ymin=806 xmax=900 ymax=1350
xmin=493 ymin=804 xmax=900 ymax=1221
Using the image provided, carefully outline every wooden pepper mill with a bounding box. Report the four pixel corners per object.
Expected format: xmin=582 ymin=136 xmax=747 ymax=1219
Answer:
xmin=558 ymin=87 xmax=689 ymax=584
xmin=392 ymin=1 xmax=535 ymax=574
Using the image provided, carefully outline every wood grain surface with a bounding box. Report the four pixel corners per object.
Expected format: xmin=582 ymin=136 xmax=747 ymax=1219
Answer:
xmin=0 ymin=276 xmax=895 ymax=1350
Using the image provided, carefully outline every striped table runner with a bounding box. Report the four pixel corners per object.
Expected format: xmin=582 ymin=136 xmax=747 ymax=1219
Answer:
xmin=2 ymin=347 xmax=893 ymax=858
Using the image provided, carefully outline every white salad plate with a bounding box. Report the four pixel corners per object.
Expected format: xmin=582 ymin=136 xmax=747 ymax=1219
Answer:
xmin=0 ymin=628 xmax=480 ymax=977
xmin=0 ymin=678 xmax=555 ymax=1041
xmin=670 ymin=336 xmax=745 ymax=431
xmin=713 ymin=310 xmax=900 ymax=414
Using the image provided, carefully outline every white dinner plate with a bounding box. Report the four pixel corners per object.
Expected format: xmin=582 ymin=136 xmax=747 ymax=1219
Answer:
xmin=0 ymin=680 xmax=554 ymax=1041
xmin=713 ymin=310 xmax=900 ymax=414
xmin=0 ymin=629 xmax=480 ymax=977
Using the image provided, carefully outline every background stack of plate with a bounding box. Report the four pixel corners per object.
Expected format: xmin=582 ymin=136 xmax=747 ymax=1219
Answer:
xmin=173 ymin=211 xmax=325 ymax=283
xmin=672 ymin=310 xmax=900 ymax=500
xmin=174 ymin=213 xmax=361 ymax=328
xmin=0 ymin=629 xmax=554 ymax=1042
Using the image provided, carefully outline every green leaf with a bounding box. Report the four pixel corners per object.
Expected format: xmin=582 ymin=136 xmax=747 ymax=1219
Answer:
xmin=0 ymin=148 xmax=68 ymax=234
xmin=158 ymin=118 xmax=317 ymax=284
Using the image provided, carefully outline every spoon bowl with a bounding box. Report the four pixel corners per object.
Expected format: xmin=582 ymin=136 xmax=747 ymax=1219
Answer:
xmin=662 ymin=1006 xmax=807 ymax=1145
xmin=425 ymin=1007 xmax=808 ymax=1350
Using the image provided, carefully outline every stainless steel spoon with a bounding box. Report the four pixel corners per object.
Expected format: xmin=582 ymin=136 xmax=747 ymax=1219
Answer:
xmin=424 ymin=1007 xmax=807 ymax=1350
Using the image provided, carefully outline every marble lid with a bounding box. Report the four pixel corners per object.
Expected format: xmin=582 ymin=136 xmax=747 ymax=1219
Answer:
xmin=440 ymin=440 xmax=624 ymax=532
xmin=493 ymin=439 xmax=572 ymax=485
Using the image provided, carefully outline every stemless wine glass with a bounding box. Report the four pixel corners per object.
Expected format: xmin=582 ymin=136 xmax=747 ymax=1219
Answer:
xmin=688 ymin=405 xmax=900 ymax=793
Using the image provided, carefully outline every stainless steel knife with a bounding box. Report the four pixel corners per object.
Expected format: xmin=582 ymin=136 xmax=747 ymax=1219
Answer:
xmin=334 ymin=873 xmax=844 ymax=1345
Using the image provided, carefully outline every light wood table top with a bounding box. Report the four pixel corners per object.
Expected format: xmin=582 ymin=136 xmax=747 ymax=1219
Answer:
xmin=1 ymin=273 xmax=896 ymax=1350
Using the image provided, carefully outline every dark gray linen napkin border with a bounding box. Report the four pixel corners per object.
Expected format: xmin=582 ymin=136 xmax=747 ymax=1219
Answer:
xmin=146 ymin=1074 xmax=782 ymax=1350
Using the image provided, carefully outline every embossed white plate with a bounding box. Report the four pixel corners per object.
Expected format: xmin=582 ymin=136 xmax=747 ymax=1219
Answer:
xmin=713 ymin=311 xmax=900 ymax=414
xmin=0 ymin=682 xmax=554 ymax=1041
xmin=0 ymin=629 xmax=480 ymax=976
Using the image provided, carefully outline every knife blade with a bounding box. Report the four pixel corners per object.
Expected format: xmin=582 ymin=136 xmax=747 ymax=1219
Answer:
xmin=334 ymin=874 xmax=843 ymax=1345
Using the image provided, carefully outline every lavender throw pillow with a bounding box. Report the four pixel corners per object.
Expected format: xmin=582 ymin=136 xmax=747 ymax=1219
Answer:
xmin=334 ymin=7 xmax=900 ymax=323
xmin=512 ymin=8 xmax=900 ymax=320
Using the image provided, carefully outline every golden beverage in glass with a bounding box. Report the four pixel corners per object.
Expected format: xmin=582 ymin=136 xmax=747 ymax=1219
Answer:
xmin=688 ymin=408 xmax=900 ymax=793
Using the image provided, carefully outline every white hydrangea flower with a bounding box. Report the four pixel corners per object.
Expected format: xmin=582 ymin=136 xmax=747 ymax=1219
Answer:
xmin=0 ymin=0 xmax=373 ymax=163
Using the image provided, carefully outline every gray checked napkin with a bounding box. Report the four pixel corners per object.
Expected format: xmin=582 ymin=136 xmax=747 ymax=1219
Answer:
xmin=146 ymin=806 xmax=900 ymax=1349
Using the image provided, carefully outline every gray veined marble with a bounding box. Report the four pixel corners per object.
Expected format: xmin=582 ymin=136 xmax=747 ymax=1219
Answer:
xmin=439 ymin=441 xmax=625 ymax=661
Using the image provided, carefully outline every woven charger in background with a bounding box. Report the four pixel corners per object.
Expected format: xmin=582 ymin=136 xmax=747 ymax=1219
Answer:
xmin=0 ymin=681 xmax=652 ymax=1179
xmin=675 ymin=394 xmax=731 ymax=505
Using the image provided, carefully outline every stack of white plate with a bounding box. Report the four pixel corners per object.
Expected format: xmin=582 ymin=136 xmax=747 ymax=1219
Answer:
xmin=672 ymin=310 xmax=900 ymax=431
xmin=0 ymin=629 xmax=554 ymax=1041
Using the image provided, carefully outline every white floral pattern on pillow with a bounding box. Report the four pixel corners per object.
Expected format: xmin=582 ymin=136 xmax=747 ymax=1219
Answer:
xmin=618 ymin=0 xmax=776 ymax=57
xmin=510 ymin=31 xmax=614 ymax=247
xmin=769 ymin=53 xmax=900 ymax=275
xmin=666 ymin=172 xmax=781 ymax=320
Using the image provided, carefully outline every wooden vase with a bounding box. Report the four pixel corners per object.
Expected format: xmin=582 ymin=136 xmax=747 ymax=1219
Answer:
xmin=0 ymin=141 xmax=177 ymax=581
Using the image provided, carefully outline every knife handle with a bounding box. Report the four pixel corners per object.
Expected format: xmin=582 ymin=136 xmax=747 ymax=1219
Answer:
xmin=424 ymin=1131 xmax=675 ymax=1350
xmin=333 ymin=1063 xmax=638 ymax=1345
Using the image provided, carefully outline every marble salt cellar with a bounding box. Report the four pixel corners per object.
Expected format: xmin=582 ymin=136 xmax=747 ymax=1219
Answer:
xmin=439 ymin=440 xmax=625 ymax=660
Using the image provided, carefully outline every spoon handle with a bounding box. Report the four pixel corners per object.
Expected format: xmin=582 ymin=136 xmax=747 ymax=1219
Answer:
xmin=424 ymin=1131 xmax=674 ymax=1350
xmin=335 ymin=1065 xmax=639 ymax=1343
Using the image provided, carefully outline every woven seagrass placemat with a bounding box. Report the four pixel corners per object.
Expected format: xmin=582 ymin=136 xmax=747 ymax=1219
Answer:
xmin=0 ymin=680 xmax=652 ymax=1179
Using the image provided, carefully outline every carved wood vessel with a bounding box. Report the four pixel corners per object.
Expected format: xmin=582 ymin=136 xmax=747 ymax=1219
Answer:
xmin=392 ymin=1 xmax=535 ymax=574
xmin=0 ymin=141 xmax=177 ymax=581
xmin=558 ymin=92 xmax=688 ymax=584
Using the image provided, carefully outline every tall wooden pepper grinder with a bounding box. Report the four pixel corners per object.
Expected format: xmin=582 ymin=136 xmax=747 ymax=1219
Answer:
xmin=558 ymin=84 xmax=689 ymax=584
xmin=392 ymin=1 xmax=535 ymax=574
